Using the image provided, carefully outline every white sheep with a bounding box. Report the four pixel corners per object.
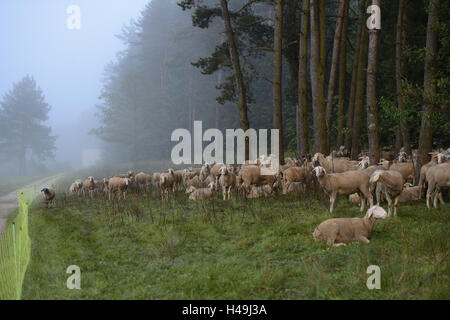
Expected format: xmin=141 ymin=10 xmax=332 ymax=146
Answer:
xmin=369 ymin=170 xmax=403 ymax=216
xmin=185 ymin=182 xmax=217 ymax=200
xmin=425 ymin=162 xmax=450 ymax=208
xmin=313 ymin=166 xmax=373 ymax=213
xmin=218 ymin=166 xmax=236 ymax=200
xmin=312 ymin=205 xmax=388 ymax=246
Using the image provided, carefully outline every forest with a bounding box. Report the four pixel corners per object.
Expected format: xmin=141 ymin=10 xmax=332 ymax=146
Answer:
xmin=90 ymin=0 xmax=448 ymax=175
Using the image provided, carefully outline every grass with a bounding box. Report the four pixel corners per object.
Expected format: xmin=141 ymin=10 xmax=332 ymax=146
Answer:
xmin=20 ymin=179 xmax=449 ymax=300
xmin=0 ymin=174 xmax=49 ymax=197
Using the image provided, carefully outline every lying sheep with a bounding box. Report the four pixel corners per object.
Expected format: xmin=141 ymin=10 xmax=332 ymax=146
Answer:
xmin=41 ymin=188 xmax=56 ymax=208
xmin=369 ymin=170 xmax=403 ymax=216
xmin=313 ymin=166 xmax=373 ymax=213
xmin=425 ymin=162 xmax=450 ymax=208
xmin=218 ymin=166 xmax=236 ymax=200
xmin=398 ymin=186 xmax=421 ymax=203
xmin=312 ymin=205 xmax=388 ymax=246
xmin=107 ymin=177 xmax=131 ymax=201
xmin=185 ymin=182 xmax=217 ymax=201
xmin=247 ymin=184 xmax=275 ymax=199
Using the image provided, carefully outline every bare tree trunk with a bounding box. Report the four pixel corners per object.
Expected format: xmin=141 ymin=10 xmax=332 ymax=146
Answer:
xmin=326 ymin=0 xmax=348 ymax=150
xmin=273 ymin=0 xmax=284 ymax=164
xmin=345 ymin=0 xmax=366 ymax=153
xmin=336 ymin=0 xmax=349 ymax=148
xmin=351 ymin=7 xmax=369 ymax=160
xmin=220 ymin=0 xmax=250 ymax=160
xmin=297 ymin=0 xmax=310 ymax=158
xmin=366 ymin=0 xmax=381 ymax=165
xmin=395 ymin=0 xmax=410 ymax=155
xmin=310 ymin=0 xmax=327 ymax=154
xmin=415 ymin=0 xmax=440 ymax=182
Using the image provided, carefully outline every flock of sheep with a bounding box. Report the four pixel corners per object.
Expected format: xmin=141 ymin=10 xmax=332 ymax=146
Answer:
xmin=44 ymin=145 xmax=449 ymax=247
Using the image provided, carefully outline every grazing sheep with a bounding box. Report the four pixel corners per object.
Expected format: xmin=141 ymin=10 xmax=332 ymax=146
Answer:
xmin=369 ymin=170 xmax=403 ymax=216
xmin=135 ymin=172 xmax=152 ymax=192
xmin=218 ymin=166 xmax=236 ymax=200
xmin=82 ymin=176 xmax=96 ymax=198
xmin=418 ymin=152 xmax=442 ymax=199
xmin=41 ymin=188 xmax=56 ymax=208
xmin=348 ymin=193 xmax=361 ymax=205
xmin=185 ymin=182 xmax=217 ymax=201
xmin=312 ymin=205 xmax=388 ymax=247
xmin=312 ymin=153 xmax=359 ymax=173
xmin=107 ymin=177 xmax=131 ymax=201
xmin=282 ymin=166 xmax=310 ymax=194
xmin=313 ymin=166 xmax=373 ymax=213
xmin=237 ymin=165 xmax=279 ymax=197
xmin=425 ymin=162 xmax=450 ymax=208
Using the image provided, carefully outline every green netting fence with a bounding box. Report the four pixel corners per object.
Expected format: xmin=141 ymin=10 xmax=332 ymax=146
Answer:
xmin=0 ymin=187 xmax=35 ymax=300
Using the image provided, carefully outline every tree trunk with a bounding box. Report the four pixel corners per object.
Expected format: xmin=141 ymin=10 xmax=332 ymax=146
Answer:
xmin=345 ymin=0 xmax=366 ymax=153
xmin=310 ymin=0 xmax=327 ymax=154
xmin=415 ymin=0 xmax=440 ymax=182
xmin=351 ymin=4 xmax=369 ymax=160
xmin=395 ymin=0 xmax=410 ymax=155
xmin=220 ymin=0 xmax=250 ymax=160
xmin=273 ymin=0 xmax=284 ymax=165
xmin=325 ymin=0 xmax=348 ymax=150
xmin=297 ymin=0 xmax=310 ymax=158
xmin=366 ymin=0 xmax=381 ymax=165
xmin=336 ymin=0 xmax=349 ymax=148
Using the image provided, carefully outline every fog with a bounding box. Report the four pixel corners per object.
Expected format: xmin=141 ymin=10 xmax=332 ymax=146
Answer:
xmin=0 ymin=0 xmax=149 ymax=174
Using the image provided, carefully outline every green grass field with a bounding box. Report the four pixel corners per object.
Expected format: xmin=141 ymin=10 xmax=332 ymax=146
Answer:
xmin=21 ymin=178 xmax=449 ymax=300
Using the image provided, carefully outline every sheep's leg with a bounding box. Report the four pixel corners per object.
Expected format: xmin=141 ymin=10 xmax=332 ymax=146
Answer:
xmin=222 ymin=186 xmax=226 ymax=200
xmin=393 ymin=196 xmax=399 ymax=216
xmin=329 ymin=192 xmax=337 ymax=213
xmin=438 ymin=191 xmax=445 ymax=205
xmin=283 ymin=181 xmax=290 ymax=194
xmin=333 ymin=243 xmax=347 ymax=247
xmin=386 ymin=194 xmax=393 ymax=216
xmin=426 ymin=181 xmax=435 ymax=209
xmin=359 ymin=192 xmax=366 ymax=212
xmin=355 ymin=235 xmax=370 ymax=244
xmin=227 ymin=186 xmax=231 ymax=200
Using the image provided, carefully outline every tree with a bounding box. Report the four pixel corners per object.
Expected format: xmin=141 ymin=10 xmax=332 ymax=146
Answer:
xmin=0 ymin=76 xmax=56 ymax=175
xmin=395 ymin=0 xmax=410 ymax=155
xmin=297 ymin=0 xmax=310 ymax=158
xmin=336 ymin=0 xmax=349 ymax=147
xmin=309 ymin=0 xmax=327 ymax=154
xmin=415 ymin=0 xmax=440 ymax=182
xmin=366 ymin=0 xmax=381 ymax=165
xmin=325 ymin=0 xmax=348 ymax=151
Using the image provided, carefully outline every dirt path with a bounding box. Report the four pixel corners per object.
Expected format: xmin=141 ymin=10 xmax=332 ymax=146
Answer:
xmin=0 ymin=175 xmax=59 ymax=235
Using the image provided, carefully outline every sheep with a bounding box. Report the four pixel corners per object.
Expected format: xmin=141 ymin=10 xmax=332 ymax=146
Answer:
xmin=199 ymin=164 xmax=211 ymax=182
xmin=312 ymin=205 xmax=388 ymax=247
xmin=134 ymin=172 xmax=152 ymax=192
xmin=152 ymin=172 xmax=161 ymax=188
xmin=286 ymin=182 xmax=304 ymax=194
xmin=369 ymin=170 xmax=404 ymax=216
xmin=106 ymin=177 xmax=131 ymax=201
xmin=348 ymin=193 xmax=361 ymax=205
xmin=418 ymin=152 xmax=442 ymax=199
xmin=173 ymin=170 xmax=184 ymax=190
xmin=82 ymin=176 xmax=96 ymax=198
xmin=185 ymin=182 xmax=217 ymax=201
xmin=398 ymin=186 xmax=421 ymax=203
xmin=41 ymin=188 xmax=56 ymax=208
xmin=312 ymin=153 xmax=359 ymax=173
xmin=425 ymin=162 xmax=450 ymax=208
xmin=388 ymin=162 xmax=414 ymax=182
xmin=237 ymin=165 xmax=280 ymax=197
xmin=115 ymin=170 xmax=135 ymax=179
xmin=313 ymin=166 xmax=373 ymax=213
xmin=218 ymin=166 xmax=236 ymax=200
xmin=69 ymin=179 xmax=82 ymax=195
xmin=94 ymin=179 xmax=106 ymax=195
xmin=282 ymin=166 xmax=310 ymax=194
xmin=159 ymin=169 xmax=176 ymax=200
xmin=247 ymin=184 xmax=275 ymax=199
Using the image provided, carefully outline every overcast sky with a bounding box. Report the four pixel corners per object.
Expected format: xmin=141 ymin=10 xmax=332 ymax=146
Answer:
xmin=0 ymin=0 xmax=150 ymax=167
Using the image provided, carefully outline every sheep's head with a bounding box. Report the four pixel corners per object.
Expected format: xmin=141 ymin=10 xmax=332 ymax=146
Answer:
xmin=366 ymin=205 xmax=388 ymax=219
xmin=123 ymin=178 xmax=130 ymax=186
xmin=127 ymin=170 xmax=135 ymax=177
xmin=358 ymin=156 xmax=369 ymax=169
xmin=219 ymin=166 xmax=228 ymax=175
xmin=312 ymin=153 xmax=322 ymax=166
xmin=167 ymin=168 xmax=174 ymax=175
xmin=208 ymin=182 xmax=216 ymax=191
xmin=103 ymin=178 xmax=109 ymax=185
xmin=41 ymin=188 xmax=49 ymax=194
xmin=437 ymin=153 xmax=445 ymax=164
xmin=398 ymin=151 xmax=407 ymax=163
xmin=313 ymin=166 xmax=326 ymax=178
